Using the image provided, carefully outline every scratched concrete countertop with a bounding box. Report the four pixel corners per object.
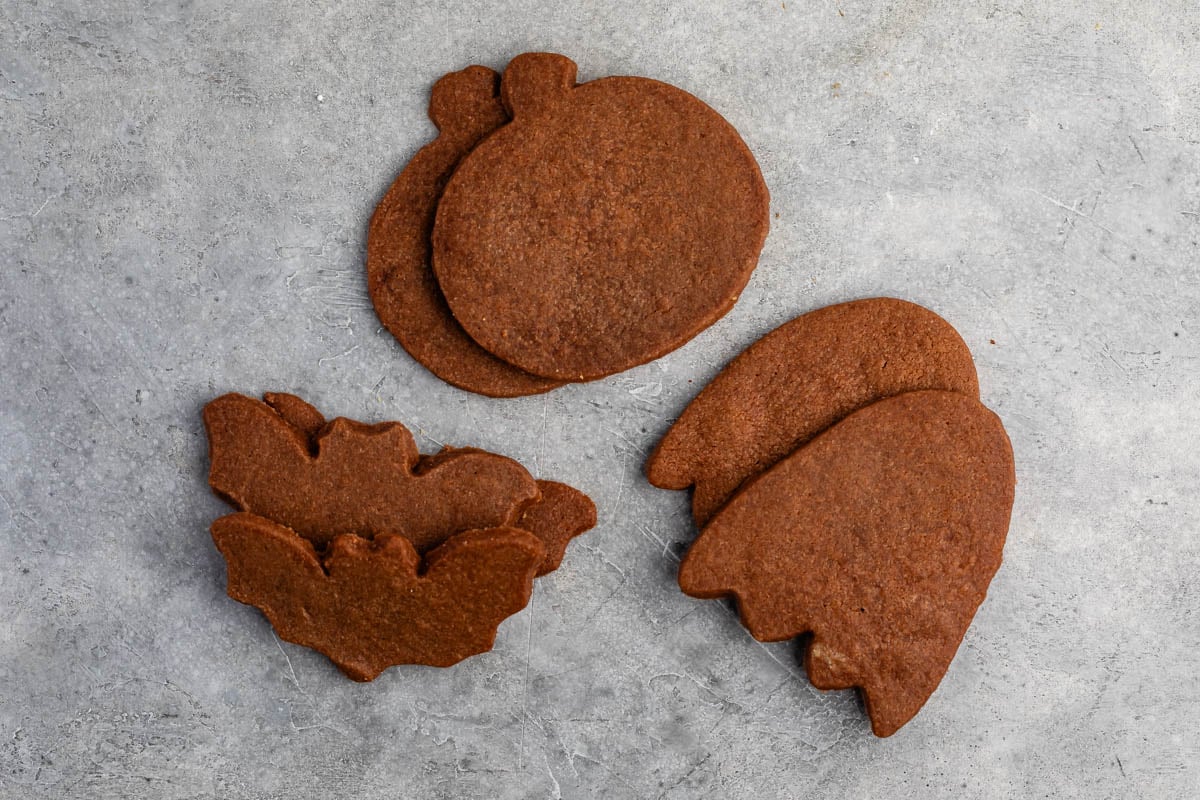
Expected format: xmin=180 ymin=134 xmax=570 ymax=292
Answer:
xmin=2 ymin=1 xmax=1198 ymax=798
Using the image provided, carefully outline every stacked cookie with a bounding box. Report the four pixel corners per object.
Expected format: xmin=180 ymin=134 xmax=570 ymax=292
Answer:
xmin=203 ymin=392 xmax=595 ymax=680
xmin=367 ymin=53 xmax=770 ymax=396
xmin=198 ymin=54 xmax=1020 ymax=738
xmin=646 ymin=299 xmax=1016 ymax=736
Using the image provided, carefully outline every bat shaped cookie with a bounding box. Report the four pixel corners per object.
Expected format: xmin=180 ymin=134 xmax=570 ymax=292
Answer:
xmin=213 ymin=513 xmax=545 ymax=679
xmin=204 ymin=392 xmax=594 ymax=571
xmin=203 ymin=392 xmax=596 ymax=676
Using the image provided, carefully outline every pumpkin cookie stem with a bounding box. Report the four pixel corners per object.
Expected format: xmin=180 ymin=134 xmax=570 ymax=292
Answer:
xmin=429 ymin=65 xmax=505 ymax=138
xmin=501 ymin=52 xmax=578 ymax=118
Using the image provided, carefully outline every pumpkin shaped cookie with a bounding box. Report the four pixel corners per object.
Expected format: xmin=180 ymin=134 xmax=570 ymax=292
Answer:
xmin=432 ymin=53 xmax=770 ymax=381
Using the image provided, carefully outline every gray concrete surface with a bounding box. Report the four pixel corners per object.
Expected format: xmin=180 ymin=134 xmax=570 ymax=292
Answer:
xmin=2 ymin=1 xmax=1198 ymax=797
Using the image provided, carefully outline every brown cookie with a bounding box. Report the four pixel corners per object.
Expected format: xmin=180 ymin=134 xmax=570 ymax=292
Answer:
xmin=203 ymin=392 xmax=539 ymax=552
xmin=519 ymin=480 xmax=597 ymax=576
xmin=367 ymin=66 xmax=564 ymax=398
xmin=678 ymin=390 xmax=1015 ymax=736
xmin=212 ymin=513 xmax=544 ymax=679
xmin=432 ymin=52 xmax=770 ymax=381
xmin=205 ymin=392 xmax=595 ymax=573
xmin=646 ymin=298 xmax=980 ymax=526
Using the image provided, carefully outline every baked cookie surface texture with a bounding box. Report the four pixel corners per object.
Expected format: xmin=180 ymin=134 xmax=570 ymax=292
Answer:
xmin=646 ymin=298 xmax=979 ymax=525
xmin=203 ymin=392 xmax=596 ymax=676
xmin=678 ymin=390 xmax=1015 ymax=737
xmin=433 ymin=53 xmax=770 ymax=381
xmin=367 ymin=66 xmax=563 ymax=398
xmin=649 ymin=300 xmax=1014 ymax=735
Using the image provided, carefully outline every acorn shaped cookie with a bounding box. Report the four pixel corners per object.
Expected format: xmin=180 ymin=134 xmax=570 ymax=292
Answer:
xmin=678 ymin=390 xmax=1015 ymax=737
xmin=433 ymin=53 xmax=770 ymax=382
